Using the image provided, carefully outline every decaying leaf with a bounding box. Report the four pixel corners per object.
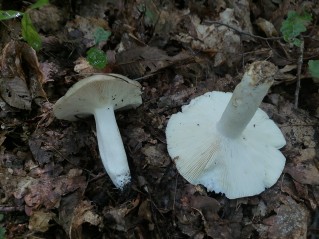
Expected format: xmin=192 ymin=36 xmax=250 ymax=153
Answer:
xmin=141 ymin=144 xmax=170 ymax=167
xmin=74 ymin=57 xmax=97 ymax=74
xmin=255 ymin=18 xmax=278 ymax=37
xmin=28 ymin=209 xmax=56 ymax=232
xmin=138 ymin=200 xmax=153 ymax=223
xmin=285 ymin=161 xmax=319 ymax=185
xmin=69 ymin=200 xmax=103 ymax=239
xmin=0 ymin=76 xmax=31 ymax=110
xmin=0 ymin=40 xmax=46 ymax=110
xmin=175 ymin=184 xmax=224 ymax=238
xmin=103 ymin=197 xmax=140 ymax=232
xmin=29 ymin=4 xmax=65 ymax=32
xmin=151 ymin=7 xmax=186 ymax=45
xmin=273 ymin=99 xmax=319 ymax=186
xmin=175 ymin=9 xmax=241 ymax=67
xmin=274 ymin=65 xmax=297 ymax=83
xmin=114 ymin=46 xmax=194 ymax=77
xmin=66 ymin=15 xmax=109 ymax=48
xmin=28 ymin=132 xmax=54 ymax=165
xmin=262 ymin=196 xmax=310 ymax=239
xmin=0 ymin=165 xmax=86 ymax=216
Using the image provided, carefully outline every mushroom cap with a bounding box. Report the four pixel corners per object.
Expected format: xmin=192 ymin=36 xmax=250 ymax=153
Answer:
xmin=53 ymin=74 xmax=142 ymax=121
xmin=166 ymin=91 xmax=286 ymax=199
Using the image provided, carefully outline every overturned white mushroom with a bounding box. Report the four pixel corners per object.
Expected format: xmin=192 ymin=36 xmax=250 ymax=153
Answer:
xmin=166 ymin=61 xmax=286 ymax=199
xmin=53 ymin=74 xmax=142 ymax=189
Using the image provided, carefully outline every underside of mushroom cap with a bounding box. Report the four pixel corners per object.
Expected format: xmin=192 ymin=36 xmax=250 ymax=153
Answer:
xmin=166 ymin=91 xmax=286 ymax=199
xmin=53 ymin=74 xmax=142 ymax=121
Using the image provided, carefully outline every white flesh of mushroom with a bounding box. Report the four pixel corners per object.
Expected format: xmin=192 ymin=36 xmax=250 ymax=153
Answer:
xmin=166 ymin=61 xmax=286 ymax=199
xmin=94 ymin=106 xmax=130 ymax=188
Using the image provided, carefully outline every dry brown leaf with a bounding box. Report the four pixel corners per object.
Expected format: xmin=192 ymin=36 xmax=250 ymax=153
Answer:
xmin=114 ymin=46 xmax=194 ymax=77
xmin=103 ymin=196 xmax=140 ymax=232
xmin=0 ymin=41 xmax=46 ymax=110
xmin=274 ymin=65 xmax=297 ymax=83
xmin=175 ymin=184 xmax=224 ymax=238
xmin=159 ymin=88 xmax=196 ymax=109
xmin=0 ymin=165 xmax=86 ymax=215
xmin=114 ymin=46 xmax=169 ymax=77
xmin=125 ymin=126 xmax=150 ymax=150
xmin=285 ymin=162 xmax=319 ymax=185
xmin=69 ymin=200 xmax=103 ymax=239
xmin=229 ymin=0 xmax=253 ymax=39
xmin=269 ymin=99 xmax=319 ymax=186
xmin=40 ymin=61 xmax=61 ymax=83
xmin=175 ymin=9 xmax=241 ymax=67
xmin=0 ymin=76 xmax=31 ymax=110
xmin=74 ymin=57 xmax=96 ymax=74
xmin=29 ymin=4 xmax=65 ymax=32
xmin=151 ymin=7 xmax=187 ymax=45
xmin=141 ymin=144 xmax=170 ymax=167
xmin=28 ymin=133 xmax=54 ymax=166
xmin=255 ymin=18 xmax=278 ymax=37
xmin=28 ymin=210 xmax=56 ymax=232
xmin=138 ymin=200 xmax=152 ymax=222
xmin=262 ymin=196 xmax=309 ymax=239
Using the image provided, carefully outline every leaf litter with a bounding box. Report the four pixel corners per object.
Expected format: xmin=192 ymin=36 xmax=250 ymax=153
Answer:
xmin=0 ymin=0 xmax=318 ymax=238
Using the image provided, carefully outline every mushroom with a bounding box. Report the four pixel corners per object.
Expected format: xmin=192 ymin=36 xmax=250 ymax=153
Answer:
xmin=53 ymin=74 xmax=142 ymax=189
xmin=166 ymin=61 xmax=286 ymax=199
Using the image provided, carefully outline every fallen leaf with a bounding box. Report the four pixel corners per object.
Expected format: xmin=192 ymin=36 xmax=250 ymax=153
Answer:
xmin=70 ymin=200 xmax=103 ymax=239
xmin=0 ymin=40 xmax=46 ymax=110
xmin=266 ymin=98 xmax=319 ymax=187
xmin=263 ymin=196 xmax=309 ymax=239
xmin=103 ymin=196 xmax=140 ymax=232
xmin=138 ymin=200 xmax=152 ymax=222
xmin=285 ymin=161 xmax=319 ymax=185
xmin=29 ymin=4 xmax=65 ymax=32
xmin=66 ymin=16 xmax=109 ymax=48
xmin=274 ymin=65 xmax=297 ymax=83
xmin=151 ymin=7 xmax=187 ymax=46
xmin=0 ymin=76 xmax=32 ymax=110
xmin=230 ymin=0 xmax=254 ymax=39
xmin=28 ymin=133 xmax=54 ymax=165
xmin=125 ymin=126 xmax=150 ymax=150
xmin=28 ymin=210 xmax=55 ymax=232
xmin=175 ymin=9 xmax=241 ymax=67
xmin=141 ymin=144 xmax=170 ymax=167
xmin=0 ymin=165 xmax=86 ymax=215
xmin=114 ymin=46 xmax=194 ymax=77
xmin=189 ymin=195 xmax=220 ymax=218
xmin=255 ymin=18 xmax=278 ymax=37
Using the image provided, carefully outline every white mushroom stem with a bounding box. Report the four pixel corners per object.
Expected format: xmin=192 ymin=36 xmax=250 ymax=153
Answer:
xmin=94 ymin=106 xmax=130 ymax=189
xmin=217 ymin=61 xmax=277 ymax=139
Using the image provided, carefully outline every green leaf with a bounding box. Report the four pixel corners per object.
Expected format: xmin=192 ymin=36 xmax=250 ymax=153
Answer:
xmin=280 ymin=10 xmax=312 ymax=46
xmin=28 ymin=0 xmax=49 ymax=10
xmin=86 ymin=47 xmax=107 ymax=69
xmin=21 ymin=13 xmax=42 ymax=51
xmin=94 ymin=27 xmax=111 ymax=45
xmin=137 ymin=1 xmax=158 ymax=26
xmin=308 ymin=60 xmax=319 ymax=78
xmin=0 ymin=227 xmax=5 ymax=239
xmin=292 ymin=38 xmax=302 ymax=47
xmin=144 ymin=7 xmax=156 ymax=26
xmin=0 ymin=10 xmax=23 ymax=20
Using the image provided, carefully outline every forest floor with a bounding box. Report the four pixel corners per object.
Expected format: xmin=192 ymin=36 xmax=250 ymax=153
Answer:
xmin=0 ymin=0 xmax=318 ymax=238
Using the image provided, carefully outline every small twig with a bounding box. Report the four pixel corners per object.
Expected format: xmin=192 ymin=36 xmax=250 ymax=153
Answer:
xmin=0 ymin=205 xmax=24 ymax=212
xmin=294 ymin=39 xmax=304 ymax=108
